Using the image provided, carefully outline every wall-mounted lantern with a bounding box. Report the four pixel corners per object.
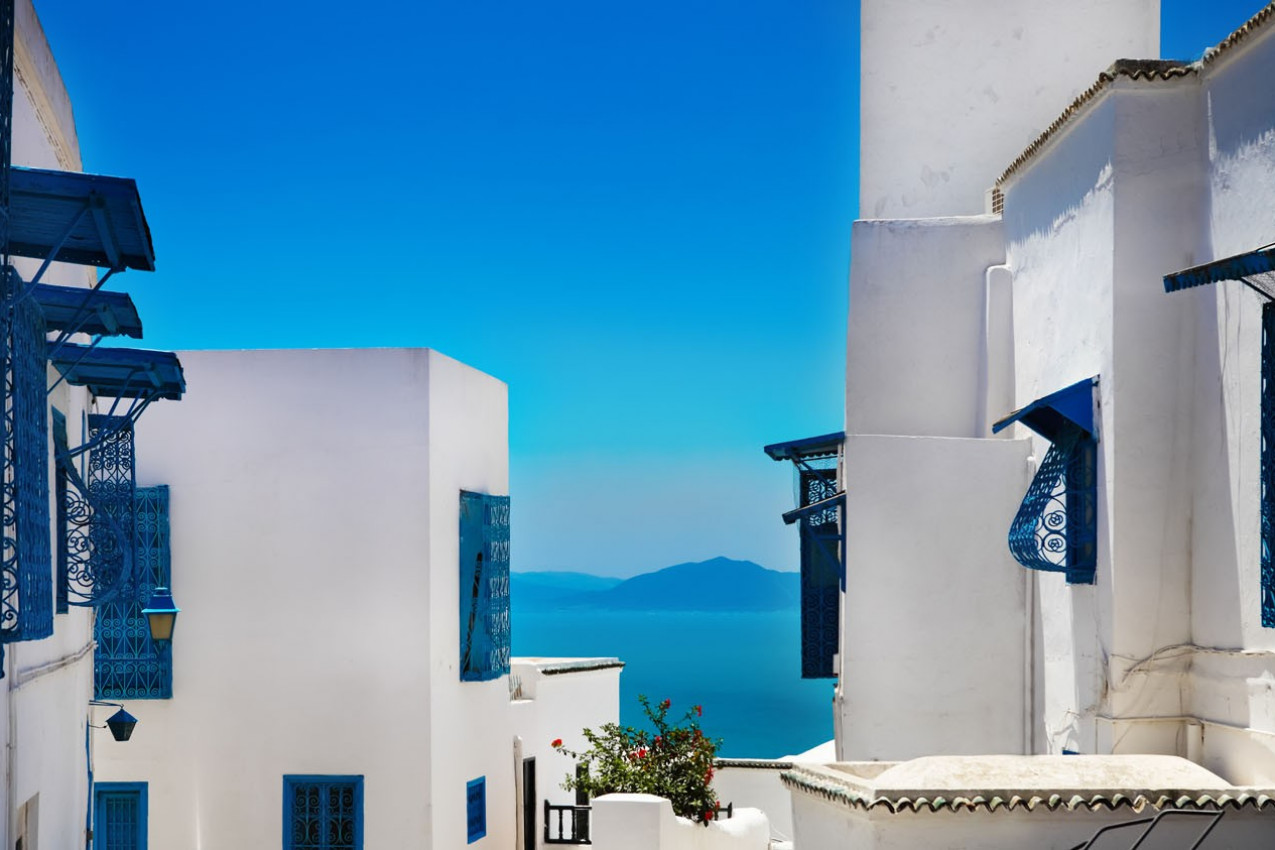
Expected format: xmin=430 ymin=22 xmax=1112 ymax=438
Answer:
xmin=90 ymin=701 xmax=138 ymax=742
xmin=141 ymin=586 xmax=180 ymax=650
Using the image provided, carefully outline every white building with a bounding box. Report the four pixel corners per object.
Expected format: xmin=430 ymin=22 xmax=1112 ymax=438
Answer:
xmin=92 ymin=348 xmax=621 ymax=849
xmin=0 ymin=1 xmax=188 ymax=848
xmin=769 ymin=0 xmax=1275 ymax=845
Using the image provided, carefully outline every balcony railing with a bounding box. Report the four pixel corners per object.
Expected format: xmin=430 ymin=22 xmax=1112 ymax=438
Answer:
xmin=544 ymin=800 xmax=590 ymax=845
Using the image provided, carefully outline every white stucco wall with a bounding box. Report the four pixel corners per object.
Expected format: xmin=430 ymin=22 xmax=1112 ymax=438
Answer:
xmin=94 ymin=348 xmax=513 ymax=849
xmin=859 ymin=0 xmax=1158 ymax=219
xmin=839 ymin=434 xmax=1031 ymax=760
xmin=2 ymin=3 xmax=98 ymax=848
xmin=591 ymin=794 xmax=768 ymax=850
xmin=710 ymin=762 xmax=793 ymax=845
xmin=846 ymin=216 xmax=1005 ymax=439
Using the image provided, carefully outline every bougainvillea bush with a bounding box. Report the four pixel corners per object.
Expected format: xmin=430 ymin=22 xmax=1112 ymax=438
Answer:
xmin=552 ymin=695 xmax=722 ymax=823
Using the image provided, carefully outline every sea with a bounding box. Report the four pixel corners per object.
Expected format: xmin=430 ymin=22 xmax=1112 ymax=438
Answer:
xmin=512 ymin=608 xmax=834 ymax=758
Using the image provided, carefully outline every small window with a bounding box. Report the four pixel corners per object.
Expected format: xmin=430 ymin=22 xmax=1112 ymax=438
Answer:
xmin=467 ymin=777 xmax=486 ymax=844
xmin=283 ymin=775 xmax=362 ymax=850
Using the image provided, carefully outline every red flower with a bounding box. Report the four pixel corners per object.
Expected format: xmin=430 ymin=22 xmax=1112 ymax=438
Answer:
xmin=694 ymin=705 xmax=702 ymax=717
xmin=551 ymin=738 xmax=563 ymax=748
xmin=705 ymin=768 xmax=714 ymax=782
xmin=661 ymin=699 xmax=672 ymax=710
xmin=704 ymin=810 xmax=714 ymax=821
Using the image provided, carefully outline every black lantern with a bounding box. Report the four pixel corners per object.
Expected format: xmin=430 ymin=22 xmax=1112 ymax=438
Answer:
xmin=141 ymin=586 xmax=180 ymax=649
xmin=90 ymin=701 xmax=138 ymax=742
xmin=105 ymin=708 xmax=138 ymax=742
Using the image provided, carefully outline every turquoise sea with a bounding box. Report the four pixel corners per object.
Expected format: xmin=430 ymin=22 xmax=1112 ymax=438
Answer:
xmin=512 ymin=609 xmax=834 ymax=758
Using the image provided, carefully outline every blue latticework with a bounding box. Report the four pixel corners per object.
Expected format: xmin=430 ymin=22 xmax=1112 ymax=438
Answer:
xmin=1007 ymin=425 xmax=1097 ymax=584
xmin=76 ymin=414 xmax=136 ymax=607
xmin=799 ymin=466 xmax=839 ymax=679
xmin=52 ymin=408 xmax=68 ymax=613
xmin=1262 ymin=303 xmax=1275 ymax=627
xmin=93 ymin=784 xmax=147 ymax=850
xmin=0 ymin=267 xmax=52 ymax=647
xmin=459 ymin=491 xmax=511 ymax=682
xmin=95 ymin=486 xmax=171 ymax=699
xmin=284 ymin=776 xmax=363 ymax=850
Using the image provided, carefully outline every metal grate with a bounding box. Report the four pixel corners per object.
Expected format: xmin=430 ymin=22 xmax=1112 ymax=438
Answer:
xmin=1007 ymin=426 xmax=1097 ymax=584
xmin=285 ymin=777 xmax=362 ymax=850
xmin=459 ymin=492 xmax=511 ymax=682
xmin=799 ymin=466 xmax=840 ymax=679
xmin=0 ymin=267 xmax=52 ymax=649
xmin=95 ymin=486 xmax=171 ymax=699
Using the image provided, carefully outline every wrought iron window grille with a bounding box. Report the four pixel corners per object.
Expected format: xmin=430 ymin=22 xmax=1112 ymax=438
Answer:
xmin=993 ymin=377 xmax=1099 ymax=585
xmin=765 ymin=432 xmax=845 ymax=680
xmin=284 ymin=775 xmax=363 ymax=850
xmin=1166 ymin=249 xmax=1275 ymax=626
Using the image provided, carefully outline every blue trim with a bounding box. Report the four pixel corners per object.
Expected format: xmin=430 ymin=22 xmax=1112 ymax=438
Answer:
xmin=94 ymin=781 xmax=148 ymax=850
xmin=1263 ymin=304 xmax=1275 ymax=628
xmin=283 ymin=775 xmax=363 ymax=850
xmin=764 ymin=431 xmax=845 ymax=462
xmin=1164 ymin=245 xmax=1275 ymax=293
xmin=467 ymin=777 xmax=487 ymax=843
xmin=30 ymin=283 xmax=142 ymax=339
xmin=52 ymin=407 xmax=68 ymax=614
xmin=50 ymin=344 xmax=185 ymax=401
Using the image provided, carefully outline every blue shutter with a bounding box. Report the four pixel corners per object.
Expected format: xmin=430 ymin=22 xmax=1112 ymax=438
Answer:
xmin=95 ymin=486 xmax=171 ymax=699
xmin=52 ymin=408 xmax=69 ymax=613
xmin=459 ymin=491 xmax=510 ymax=682
xmin=283 ymin=776 xmax=362 ymax=850
xmin=466 ymin=777 xmax=487 ymax=844
xmin=799 ymin=468 xmax=839 ymax=679
xmin=0 ymin=268 xmax=52 ymax=651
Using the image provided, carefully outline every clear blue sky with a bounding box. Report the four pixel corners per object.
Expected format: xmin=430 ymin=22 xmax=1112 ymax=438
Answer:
xmin=34 ymin=0 xmax=1271 ymax=577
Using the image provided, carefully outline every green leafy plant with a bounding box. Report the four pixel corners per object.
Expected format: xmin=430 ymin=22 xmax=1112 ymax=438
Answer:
xmin=553 ymin=695 xmax=722 ymax=823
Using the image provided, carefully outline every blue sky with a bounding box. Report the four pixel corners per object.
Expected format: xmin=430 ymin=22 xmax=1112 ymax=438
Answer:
xmin=35 ymin=0 xmax=1271 ymax=577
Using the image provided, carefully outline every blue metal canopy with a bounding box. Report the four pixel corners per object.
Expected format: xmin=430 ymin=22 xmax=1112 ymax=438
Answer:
xmin=1164 ymin=245 xmax=1275 ymax=296
xmin=29 ymin=284 xmax=141 ymax=338
xmin=764 ymin=431 xmax=845 ymax=462
xmin=993 ymin=377 xmax=1097 ymax=442
xmin=50 ymin=344 xmax=184 ymax=400
xmin=8 ymin=167 xmax=155 ymax=272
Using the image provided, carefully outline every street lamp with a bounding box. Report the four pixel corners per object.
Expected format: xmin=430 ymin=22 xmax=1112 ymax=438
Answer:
xmin=141 ymin=586 xmax=180 ymax=650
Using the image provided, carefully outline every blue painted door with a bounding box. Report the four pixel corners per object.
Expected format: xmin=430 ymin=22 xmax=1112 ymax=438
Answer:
xmin=94 ymin=782 xmax=147 ymax=850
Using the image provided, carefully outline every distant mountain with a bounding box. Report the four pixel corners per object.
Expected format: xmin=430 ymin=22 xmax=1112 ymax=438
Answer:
xmin=513 ymin=557 xmax=799 ymax=613
xmin=511 ymin=571 xmax=623 ymax=608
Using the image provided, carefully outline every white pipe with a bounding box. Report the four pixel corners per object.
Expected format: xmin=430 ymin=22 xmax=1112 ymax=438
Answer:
xmin=13 ymin=640 xmax=94 ymax=690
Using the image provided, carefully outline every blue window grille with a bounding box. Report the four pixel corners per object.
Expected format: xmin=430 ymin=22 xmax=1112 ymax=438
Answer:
xmin=993 ymin=377 xmax=1099 ymax=585
xmin=52 ymin=408 xmax=69 ymax=613
xmin=764 ymin=433 xmax=845 ymax=680
xmin=467 ymin=777 xmax=487 ymax=844
xmin=283 ymin=775 xmax=363 ymax=850
xmin=94 ymin=782 xmax=148 ymax=850
xmin=95 ymin=486 xmax=171 ymax=699
xmin=459 ymin=491 xmax=510 ymax=682
xmin=1262 ymin=303 xmax=1275 ymax=627
xmin=0 ymin=266 xmax=52 ymax=653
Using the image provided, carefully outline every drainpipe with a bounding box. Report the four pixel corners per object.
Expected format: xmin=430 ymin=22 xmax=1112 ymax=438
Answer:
xmin=7 ymin=643 xmax=16 ymax=850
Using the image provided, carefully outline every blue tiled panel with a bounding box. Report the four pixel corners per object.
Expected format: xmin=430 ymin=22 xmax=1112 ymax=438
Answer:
xmin=459 ymin=491 xmax=511 ymax=682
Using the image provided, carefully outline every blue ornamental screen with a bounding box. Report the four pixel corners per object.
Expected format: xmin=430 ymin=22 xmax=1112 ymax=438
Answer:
xmin=1006 ymin=425 xmax=1098 ymax=585
xmin=52 ymin=408 xmax=68 ymax=613
xmin=87 ymin=414 xmax=137 ymax=600
xmin=95 ymin=486 xmax=171 ymax=699
xmin=459 ymin=491 xmax=511 ymax=682
xmin=284 ymin=776 xmax=362 ymax=850
xmin=93 ymin=783 xmax=147 ymax=850
xmin=1262 ymin=303 xmax=1275 ymax=627
xmin=799 ymin=468 xmax=839 ymax=679
xmin=0 ymin=267 xmax=52 ymax=649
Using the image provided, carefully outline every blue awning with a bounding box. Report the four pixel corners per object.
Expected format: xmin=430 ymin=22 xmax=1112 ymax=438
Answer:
xmin=29 ymin=284 xmax=142 ymax=338
xmin=993 ymin=377 xmax=1097 ymax=442
xmin=1164 ymin=245 xmax=1275 ymax=295
xmin=50 ymin=344 xmax=184 ymax=400
xmin=9 ymin=167 xmax=155 ymax=272
xmin=764 ymin=431 xmax=845 ymax=462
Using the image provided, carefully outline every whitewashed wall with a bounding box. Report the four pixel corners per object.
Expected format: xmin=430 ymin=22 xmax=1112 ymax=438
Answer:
xmin=846 ymin=216 xmax=1004 ymax=439
xmin=839 ymin=434 xmax=1031 ymax=760
xmin=3 ymin=2 xmax=98 ymax=847
xmin=590 ymin=794 xmax=768 ymax=850
xmin=95 ymin=348 xmax=514 ymax=848
xmin=859 ymin=0 xmax=1158 ymax=219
